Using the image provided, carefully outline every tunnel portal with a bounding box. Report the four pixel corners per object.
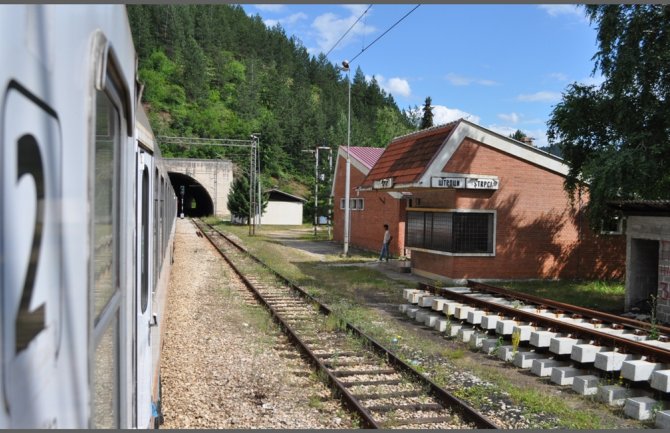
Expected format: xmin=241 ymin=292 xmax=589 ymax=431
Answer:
xmin=168 ymin=172 xmax=214 ymax=217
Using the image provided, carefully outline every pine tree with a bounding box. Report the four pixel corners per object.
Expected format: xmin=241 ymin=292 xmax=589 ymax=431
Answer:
xmin=420 ymin=97 xmax=434 ymax=129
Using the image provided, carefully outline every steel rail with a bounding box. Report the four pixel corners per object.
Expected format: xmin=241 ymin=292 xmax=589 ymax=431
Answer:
xmin=467 ymin=280 xmax=670 ymax=335
xmin=195 ymin=219 xmax=380 ymax=428
xmin=197 ymin=219 xmax=498 ymax=429
xmin=419 ymin=282 xmax=670 ymax=363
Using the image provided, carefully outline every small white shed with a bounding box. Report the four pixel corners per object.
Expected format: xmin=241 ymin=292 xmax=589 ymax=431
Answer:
xmin=260 ymin=189 xmax=306 ymax=225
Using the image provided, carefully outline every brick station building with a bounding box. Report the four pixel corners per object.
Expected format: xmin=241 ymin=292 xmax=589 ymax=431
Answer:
xmin=332 ymin=119 xmax=625 ymax=283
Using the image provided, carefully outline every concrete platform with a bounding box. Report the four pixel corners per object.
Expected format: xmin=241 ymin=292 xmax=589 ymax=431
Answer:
xmin=550 ymin=367 xmax=587 ymax=386
xmin=620 ymin=359 xmax=666 ymax=382
xmin=570 ymin=344 xmax=611 ymax=364
xmin=594 ymin=351 xmax=634 ymax=372
xmin=530 ymin=359 xmax=569 ymax=377
xmin=623 ymin=396 xmax=659 ymax=421
xmin=513 ymin=351 xmax=545 ymax=369
xmin=572 ymin=375 xmax=600 ymax=396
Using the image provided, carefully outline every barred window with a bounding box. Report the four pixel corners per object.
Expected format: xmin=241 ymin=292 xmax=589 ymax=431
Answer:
xmin=406 ymin=210 xmax=494 ymax=254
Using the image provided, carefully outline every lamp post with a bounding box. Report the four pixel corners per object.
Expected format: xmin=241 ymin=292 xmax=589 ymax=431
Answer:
xmin=341 ymin=60 xmax=351 ymax=256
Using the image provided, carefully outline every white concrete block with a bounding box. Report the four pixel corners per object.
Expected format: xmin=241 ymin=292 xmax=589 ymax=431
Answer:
xmin=398 ymin=304 xmax=409 ymax=313
xmin=597 ymin=385 xmax=634 ymax=406
xmin=656 ymin=410 xmax=670 ymax=429
xmin=414 ymin=309 xmax=431 ymax=323
xmin=513 ymin=351 xmax=545 ymax=369
xmin=550 ymin=367 xmax=587 ymax=386
xmin=497 ymin=345 xmax=515 ymax=362
xmin=406 ymin=306 xmax=420 ymax=319
xmin=512 ymin=325 xmax=536 ymax=342
xmin=454 ymin=305 xmax=475 ymax=320
xmin=466 ymin=309 xmax=484 ymax=325
xmin=530 ymin=330 xmax=559 ymax=348
xmin=457 ymin=327 xmax=476 ymax=343
xmin=424 ymin=313 xmax=441 ymax=328
xmin=651 ymin=369 xmax=670 ymax=392
xmin=430 ymin=297 xmax=449 ymax=311
xmin=594 ymin=351 xmax=634 ymax=372
xmin=549 ymin=337 xmax=584 ymax=355
xmin=621 ymin=359 xmax=665 ymax=382
xmin=434 ymin=317 xmax=450 ymax=333
xmin=480 ymin=314 xmax=501 ymax=330
xmin=624 ymin=397 xmax=658 ymax=421
xmin=409 ymin=290 xmax=430 ymax=304
xmin=530 ymin=359 xmax=569 ymax=377
xmin=481 ymin=338 xmax=502 ymax=355
xmin=496 ymin=319 xmax=518 ymax=336
xmin=442 ymin=301 xmax=464 ymax=317
xmin=418 ymin=295 xmax=435 ymax=308
xmin=468 ymin=332 xmax=488 ymax=349
xmin=447 ymin=323 xmax=463 ymax=338
xmin=570 ymin=344 xmax=610 ymax=363
xmin=572 ymin=375 xmax=600 ymax=396
xmin=402 ymin=288 xmax=420 ymax=300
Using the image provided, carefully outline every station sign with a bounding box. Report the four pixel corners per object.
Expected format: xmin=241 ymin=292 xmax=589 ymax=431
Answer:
xmin=431 ymin=176 xmax=499 ymax=190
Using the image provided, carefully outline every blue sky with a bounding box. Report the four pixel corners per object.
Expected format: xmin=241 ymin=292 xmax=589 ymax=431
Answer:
xmin=241 ymin=4 xmax=604 ymax=148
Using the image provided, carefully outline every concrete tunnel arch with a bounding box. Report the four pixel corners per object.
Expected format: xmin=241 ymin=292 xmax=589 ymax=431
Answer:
xmin=168 ymin=172 xmax=214 ymax=217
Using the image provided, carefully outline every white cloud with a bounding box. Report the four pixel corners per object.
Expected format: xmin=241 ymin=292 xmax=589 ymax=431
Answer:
xmin=311 ymin=10 xmax=376 ymax=54
xmin=264 ymin=12 xmax=308 ymax=28
xmin=255 ymin=4 xmax=287 ymax=13
xmin=498 ymin=112 xmax=520 ymax=124
xmin=487 ymin=125 xmax=549 ymax=148
xmin=548 ymin=72 xmax=568 ymax=82
xmin=432 ymin=105 xmax=480 ymax=125
xmin=538 ymin=5 xmax=588 ymax=23
xmin=369 ymin=74 xmax=412 ymax=98
xmin=446 ymin=73 xmax=497 ymax=87
xmin=517 ymin=91 xmax=562 ymax=103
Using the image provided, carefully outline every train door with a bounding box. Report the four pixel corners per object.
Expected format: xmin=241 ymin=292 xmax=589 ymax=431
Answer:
xmin=135 ymin=150 xmax=153 ymax=427
xmin=1 ymin=81 xmax=64 ymax=428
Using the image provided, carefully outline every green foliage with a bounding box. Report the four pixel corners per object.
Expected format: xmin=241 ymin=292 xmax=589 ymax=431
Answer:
xmin=127 ymin=4 xmax=415 ymax=185
xmin=420 ymin=96 xmax=434 ymax=129
xmin=548 ymin=5 xmax=670 ymax=228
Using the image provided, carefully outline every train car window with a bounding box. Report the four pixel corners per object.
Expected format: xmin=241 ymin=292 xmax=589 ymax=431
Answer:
xmin=90 ymin=49 xmax=128 ymax=426
xmin=141 ymin=167 xmax=149 ymax=313
xmin=154 ymin=168 xmax=160 ymax=283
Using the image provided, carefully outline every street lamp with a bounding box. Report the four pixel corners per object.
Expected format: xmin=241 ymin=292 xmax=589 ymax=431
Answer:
xmin=341 ymin=60 xmax=351 ymax=256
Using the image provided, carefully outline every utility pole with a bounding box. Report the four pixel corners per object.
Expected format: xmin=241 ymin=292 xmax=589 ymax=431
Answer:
xmin=303 ymin=146 xmax=332 ymax=238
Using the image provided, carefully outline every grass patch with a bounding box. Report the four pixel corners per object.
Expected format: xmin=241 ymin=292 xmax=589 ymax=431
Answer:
xmin=497 ymin=279 xmax=625 ymax=313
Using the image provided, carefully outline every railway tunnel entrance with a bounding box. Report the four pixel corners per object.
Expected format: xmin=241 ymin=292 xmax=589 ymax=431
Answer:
xmin=168 ymin=172 xmax=214 ymax=217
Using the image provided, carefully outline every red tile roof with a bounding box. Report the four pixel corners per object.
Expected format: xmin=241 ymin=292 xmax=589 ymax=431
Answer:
xmin=347 ymin=146 xmax=385 ymax=170
xmin=362 ymin=121 xmax=460 ymax=187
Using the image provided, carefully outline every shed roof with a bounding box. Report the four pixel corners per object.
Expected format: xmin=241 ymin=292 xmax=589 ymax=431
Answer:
xmin=267 ymin=189 xmax=306 ymax=202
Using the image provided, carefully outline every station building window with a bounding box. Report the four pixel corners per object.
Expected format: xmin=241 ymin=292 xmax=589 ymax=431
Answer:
xmin=340 ymin=198 xmax=364 ymax=210
xmin=406 ymin=210 xmax=495 ymax=255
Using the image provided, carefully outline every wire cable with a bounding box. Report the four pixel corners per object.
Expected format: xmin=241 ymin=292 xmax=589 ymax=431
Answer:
xmin=349 ymin=4 xmax=421 ymax=64
xmin=324 ymin=5 xmax=373 ymax=58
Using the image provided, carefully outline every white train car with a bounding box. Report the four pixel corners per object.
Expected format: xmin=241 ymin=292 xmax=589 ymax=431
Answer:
xmin=0 ymin=5 xmax=176 ymax=428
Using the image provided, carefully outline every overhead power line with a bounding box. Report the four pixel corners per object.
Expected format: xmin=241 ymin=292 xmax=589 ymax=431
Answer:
xmin=324 ymin=4 xmax=373 ymax=58
xmin=349 ymin=4 xmax=421 ymax=64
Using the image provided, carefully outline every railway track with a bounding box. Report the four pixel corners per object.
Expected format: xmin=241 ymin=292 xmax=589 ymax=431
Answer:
xmin=192 ymin=219 xmax=498 ymax=429
xmin=401 ymin=282 xmax=670 ymax=425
